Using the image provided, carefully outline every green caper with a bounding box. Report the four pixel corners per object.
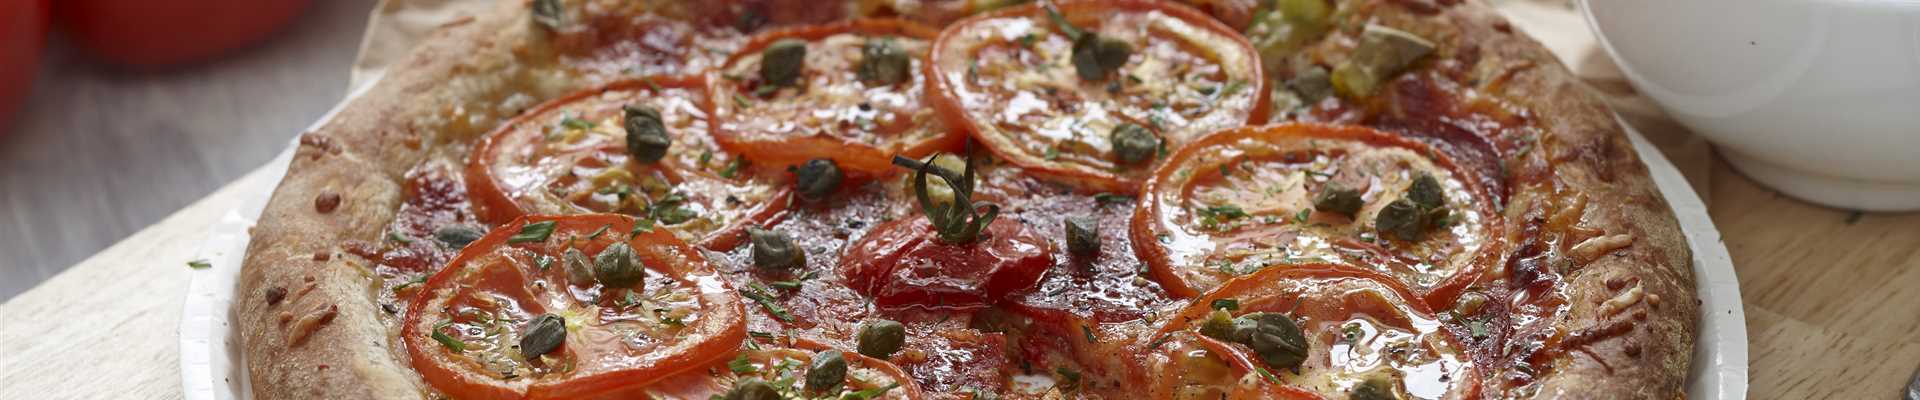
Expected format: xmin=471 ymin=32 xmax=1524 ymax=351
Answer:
xmin=593 ymin=242 xmax=646 ymax=289
xmin=1405 ymin=173 xmax=1445 ymax=210
xmin=858 ymin=37 xmax=912 ymax=86
xmin=1350 ymin=378 xmax=1397 ymax=400
xmin=804 ymin=350 xmax=849 ymax=393
xmin=1072 ymin=34 xmax=1133 ymax=81
xmin=792 ymin=158 xmax=843 ymax=200
xmin=531 ymin=0 xmax=563 ymax=30
xmin=518 ymin=313 xmax=567 ymax=359
xmin=1198 ymin=309 xmax=1237 ymax=340
xmin=1332 ymin=24 xmax=1435 ymax=98
xmin=1374 ymin=198 xmax=1427 ymax=242
xmin=857 ymin=319 xmax=907 ymax=359
xmin=723 ymin=378 xmax=781 ymax=400
xmin=1065 ymin=215 xmax=1100 ymax=257
xmin=432 ymin=224 xmax=486 ymax=249
xmin=562 ymin=248 xmax=594 ymax=285
xmin=760 ymin=38 xmax=808 ymax=87
xmin=1246 ymin=0 xmax=1333 ymax=73
xmin=1110 ymin=123 xmax=1158 ymax=164
xmin=623 ymin=105 xmax=671 ymax=164
xmin=1312 ymin=184 xmax=1364 ymax=217
xmin=1286 ymin=65 xmax=1335 ymax=105
xmin=1237 ymin=312 xmax=1309 ymax=370
xmin=748 ymin=227 xmax=805 ymax=270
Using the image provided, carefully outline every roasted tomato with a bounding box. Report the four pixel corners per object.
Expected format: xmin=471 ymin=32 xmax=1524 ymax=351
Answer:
xmin=402 ymin=214 xmax=746 ymax=400
xmin=709 ymin=19 xmax=963 ymax=175
xmin=1132 ymin=123 xmax=1501 ymax=303
xmin=838 ymin=154 xmax=1055 ymax=310
xmin=1141 ymin=264 xmax=1479 ymax=399
xmin=466 ymin=76 xmax=792 ymax=251
xmin=926 ymin=0 xmax=1268 ymax=193
xmin=644 ymin=337 xmax=925 ymax=399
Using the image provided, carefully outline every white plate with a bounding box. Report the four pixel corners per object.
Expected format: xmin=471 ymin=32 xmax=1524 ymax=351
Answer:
xmin=179 ymin=115 xmax=1748 ymax=399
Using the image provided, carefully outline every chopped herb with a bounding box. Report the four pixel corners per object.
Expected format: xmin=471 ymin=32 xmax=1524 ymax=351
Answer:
xmin=1054 ymin=367 xmax=1082 ymax=391
xmin=187 ymin=259 xmax=212 ymax=270
xmin=728 ymin=352 xmax=759 ymax=374
xmin=387 ymin=231 xmax=415 ymax=245
xmin=1081 ymin=325 xmax=1098 ymax=343
xmin=583 ymin=224 xmax=610 ymax=240
xmin=1467 ymin=318 xmax=1489 ymax=340
xmin=697 ymin=150 xmax=713 ymax=170
xmin=1044 ymin=146 xmax=1060 ymax=160
xmin=1092 ymin=193 xmax=1133 ymax=204
xmin=1219 ymin=80 xmax=1247 ymax=97
xmin=1210 ymin=298 xmax=1240 ymax=311
xmin=430 ymin=321 xmax=466 ymax=353
xmin=507 ymin=221 xmax=557 ymax=244
xmin=559 ymin=115 xmax=595 ymax=130
xmin=768 ymin=270 xmax=817 ymax=290
xmin=644 ymin=79 xmax=663 ymax=93
xmin=719 ymin=158 xmax=747 ymax=179
xmin=534 ymin=254 xmax=553 ymax=271
xmin=733 ymin=93 xmax=754 ymax=108
xmin=1253 ymin=365 xmax=1284 ymax=386
xmin=753 ymin=85 xmax=780 ymax=98
xmin=392 ymin=275 xmax=427 ymax=292
xmin=530 ymin=0 xmax=562 ymax=30
xmin=740 ymin=283 xmax=795 ymax=322
xmin=1294 ymin=208 xmax=1312 ymax=223
xmin=1148 ymin=333 xmax=1172 ymax=349
xmin=841 ymin=382 xmax=900 ymax=400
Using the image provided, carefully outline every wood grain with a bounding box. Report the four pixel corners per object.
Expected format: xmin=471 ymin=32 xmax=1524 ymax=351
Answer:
xmin=0 ymin=0 xmax=378 ymax=301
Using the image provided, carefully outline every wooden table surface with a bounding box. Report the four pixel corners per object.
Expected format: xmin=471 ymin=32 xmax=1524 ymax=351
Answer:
xmin=0 ymin=0 xmax=378 ymax=301
xmin=3 ymin=1 xmax=1917 ymax=399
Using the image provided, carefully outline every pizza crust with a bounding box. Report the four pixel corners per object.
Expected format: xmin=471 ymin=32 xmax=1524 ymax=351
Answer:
xmin=236 ymin=0 xmax=1696 ymax=398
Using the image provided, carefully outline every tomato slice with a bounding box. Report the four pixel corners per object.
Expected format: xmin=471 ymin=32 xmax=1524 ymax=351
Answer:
xmin=1131 ymin=123 xmax=1503 ymax=303
xmin=926 ymin=0 xmax=1269 ymax=193
xmin=644 ymin=337 xmax=926 ymax=399
xmin=709 ymin=19 xmax=963 ymax=176
xmin=402 ymin=214 xmax=747 ymax=400
xmin=1141 ymin=264 xmax=1479 ymax=399
xmin=466 ymin=76 xmax=793 ymax=251
xmin=838 ymin=216 xmax=1054 ymax=310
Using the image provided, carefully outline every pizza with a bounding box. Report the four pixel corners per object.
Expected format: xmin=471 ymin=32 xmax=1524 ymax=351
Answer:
xmin=236 ymin=0 xmax=1697 ymax=398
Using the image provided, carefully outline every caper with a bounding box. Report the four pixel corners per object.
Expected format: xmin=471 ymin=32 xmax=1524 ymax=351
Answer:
xmin=1198 ymin=309 xmax=1237 ymax=340
xmin=623 ymin=105 xmax=671 ymax=164
xmin=518 ymin=313 xmax=567 ymax=359
xmin=562 ymin=248 xmax=594 ymax=285
xmin=804 ymin=350 xmax=848 ymax=393
xmin=858 ymin=37 xmax=912 ymax=86
xmin=748 ymin=227 xmax=805 ymax=270
xmin=1312 ymin=184 xmax=1364 ymax=217
xmin=1072 ymin=34 xmax=1132 ymax=81
xmin=432 ymin=224 xmax=486 ymax=249
xmin=1350 ymin=378 xmax=1397 ymax=400
xmin=723 ymin=378 xmax=781 ymax=400
xmin=1065 ymin=215 xmax=1100 ymax=257
xmin=1110 ymin=123 xmax=1158 ymax=164
xmin=857 ymin=319 xmax=907 ymax=359
xmin=792 ymin=158 xmax=843 ymax=200
xmin=1286 ymin=65 xmax=1335 ymax=105
xmin=1332 ymin=24 xmax=1435 ymax=98
xmin=760 ymin=38 xmax=808 ymax=87
xmin=593 ymin=242 xmax=646 ymax=289
xmin=1237 ymin=312 xmax=1310 ymax=370
xmin=1246 ymin=0 xmax=1333 ymax=73
xmin=1374 ymin=198 xmax=1427 ymax=241
xmin=1405 ymin=173 xmax=1445 ymax=209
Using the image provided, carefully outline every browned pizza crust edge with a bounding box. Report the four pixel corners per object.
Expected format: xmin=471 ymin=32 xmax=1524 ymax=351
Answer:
xmin=1423 ymin=2 xmax=1699 ymax=398
xmin=234 ymin=1 xmax=1698 ymax=399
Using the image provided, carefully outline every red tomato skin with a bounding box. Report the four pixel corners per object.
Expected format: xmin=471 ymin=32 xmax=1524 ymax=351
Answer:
xmin=839 ymin=217 xmax=1055 ymax=310
xmin=0 ymin=0 xmax=46 ymax=126
xmin=53 ymin=0 xmax=310 ymax=68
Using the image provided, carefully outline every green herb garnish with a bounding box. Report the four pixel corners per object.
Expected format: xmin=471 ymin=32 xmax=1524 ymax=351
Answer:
xmin=507 ymin=221 xmax=558 ymax=244
xmin=891 ymin=153 xmax=1000 ymax=244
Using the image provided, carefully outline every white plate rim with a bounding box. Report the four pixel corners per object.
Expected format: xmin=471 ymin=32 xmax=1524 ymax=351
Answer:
xmin=179 ymin=113 xmax=1748 ymax=399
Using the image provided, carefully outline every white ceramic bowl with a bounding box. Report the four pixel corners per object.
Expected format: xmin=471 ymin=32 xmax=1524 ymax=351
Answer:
xmin=1581 ymin=0 xmax=1920 ymax=211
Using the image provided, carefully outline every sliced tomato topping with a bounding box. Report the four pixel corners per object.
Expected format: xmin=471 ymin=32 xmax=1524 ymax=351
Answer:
xmin=402 ymin=214 xmax=746 ymax=400
xmin=466 ymin=77 xmax=792 ymax=251
xmin=1132 ymin=123 xmax=1502 ymax=302
xmin=710 ymin=19 xmax=963 ymax=175
xmin=926 ymin=0 xmax=1269 ymax=193
xmin=838 ymin=217 xmax=1054 ymax=310
xmin=1142 ymin=264 xmax=1479 ymax=399
xmin=644 ymin=337 xmax=926 ymax=399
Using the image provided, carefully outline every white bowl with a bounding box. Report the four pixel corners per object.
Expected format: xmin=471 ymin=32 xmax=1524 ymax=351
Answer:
xmin=1581 ymin=0 xmax=1920 ymax=211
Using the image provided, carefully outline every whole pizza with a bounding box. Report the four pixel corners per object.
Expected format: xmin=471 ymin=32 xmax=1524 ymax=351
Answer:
xmin=236 ymin=0 xmax=1697 ymax=398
